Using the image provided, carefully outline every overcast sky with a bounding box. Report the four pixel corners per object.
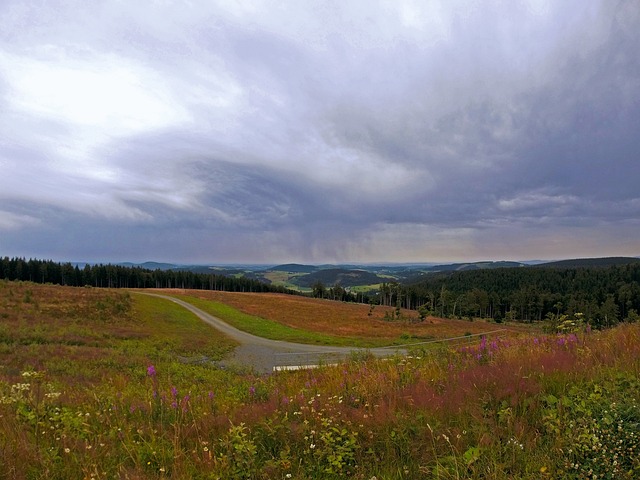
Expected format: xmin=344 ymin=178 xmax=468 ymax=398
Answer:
xmin=1 ymin=1 xmax=639 ymax=265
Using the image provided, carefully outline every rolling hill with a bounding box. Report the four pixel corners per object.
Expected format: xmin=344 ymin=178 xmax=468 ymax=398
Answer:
xmin=293 ymin=268 xmax=387 ymax=288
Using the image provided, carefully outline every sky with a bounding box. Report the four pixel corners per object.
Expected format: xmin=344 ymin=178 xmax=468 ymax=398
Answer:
xmin=1 ymin=0 xmax=639 ymax=265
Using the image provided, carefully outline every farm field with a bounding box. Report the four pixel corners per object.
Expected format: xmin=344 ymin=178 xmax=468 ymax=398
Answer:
xmin=1 ymin=281 xmax=639 ymax=479
xmin=259 ymin=271 xmax=311 ymax=293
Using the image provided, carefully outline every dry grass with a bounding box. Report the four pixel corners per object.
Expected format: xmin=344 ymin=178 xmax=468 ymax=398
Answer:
xmin=160 ymin=289 xmax=531 ymax=341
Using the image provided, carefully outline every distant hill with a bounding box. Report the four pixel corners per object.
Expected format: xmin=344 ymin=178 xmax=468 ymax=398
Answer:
xmin=118 ymin=261 xmax=179 ymax=270
xmin=535 ymin=257 xmax=640 ymax=269
xmin=425 ymin=261 xmax=525 ymax=272
xmin=184 ymin=266 xmax=254 ymax=276
xmin=294 ymin=268 xmax=386 ymax=288
xmin=401 ymin=261 xmax=525 ymax=283
xmin=110 ymin=257 xmax=640 ymax=290
xmin=267 ymin=264 xmax=318 ymax=273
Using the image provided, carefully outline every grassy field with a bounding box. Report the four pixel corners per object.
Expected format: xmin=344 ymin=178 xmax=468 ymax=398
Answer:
xmin=259 ymin=272 xmax=311 ymax=293
xmin=1 ymin=281 xmax=639 ymax=479
xmin=160 ymin=289 xmax=529 ymax=346
xmin=164 ymin=294 xmax=377 ymax=347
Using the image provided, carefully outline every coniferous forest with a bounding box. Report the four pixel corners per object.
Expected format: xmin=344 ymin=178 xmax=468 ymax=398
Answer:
xmin=0 ymin=257 xmax=291 ymax=294
xmin=400 ymin=262 xmax=640 ymax=328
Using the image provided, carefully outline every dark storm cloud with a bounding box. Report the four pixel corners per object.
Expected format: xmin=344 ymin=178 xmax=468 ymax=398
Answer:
xmin=1 ymin=0 xmax=639 ymax=263
xmin=314 ymin=1 xmax=640 ymax=231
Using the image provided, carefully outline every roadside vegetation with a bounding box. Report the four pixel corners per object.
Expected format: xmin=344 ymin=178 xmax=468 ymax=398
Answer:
xmin=1 ymin=281 xmax=639 ymax=479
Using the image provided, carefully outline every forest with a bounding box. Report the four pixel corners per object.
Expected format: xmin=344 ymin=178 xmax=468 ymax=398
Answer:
xmin=392 ymin=262 xmax=640 ymax=328
xmin=0 ymin=257 xmax=294 ymax=294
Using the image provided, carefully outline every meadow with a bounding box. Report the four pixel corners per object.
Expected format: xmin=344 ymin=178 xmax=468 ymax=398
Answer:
xmin=258 ymin=272 xmax=311 ymax=293
xmin=1 ymin=281 xmax=639 ymax=479
xmin=159 ymin=289 xmax=529 ymax=347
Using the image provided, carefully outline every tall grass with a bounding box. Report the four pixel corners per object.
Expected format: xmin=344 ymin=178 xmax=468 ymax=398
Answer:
xmin=0 ymin=281 xmax=639 ymax=478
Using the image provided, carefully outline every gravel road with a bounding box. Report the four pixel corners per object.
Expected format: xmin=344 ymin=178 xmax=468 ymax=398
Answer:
xmin=142 ymin=292 xmax=406 ymax=373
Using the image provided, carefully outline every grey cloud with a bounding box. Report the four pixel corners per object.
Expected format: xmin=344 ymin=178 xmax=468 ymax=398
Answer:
xmin=1 ymin=0 xmax=639 ymax=263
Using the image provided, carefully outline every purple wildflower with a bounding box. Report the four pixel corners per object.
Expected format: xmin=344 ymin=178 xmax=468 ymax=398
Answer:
xmin=181 ymin=394 xmax=190 ymax=412
xmin=147 ymin=365 xmax=156 ymax=377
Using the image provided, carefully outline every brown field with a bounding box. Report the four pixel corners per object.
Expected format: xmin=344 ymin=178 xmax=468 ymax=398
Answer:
xmin=162 ymin=289 xmax=533 ymax=340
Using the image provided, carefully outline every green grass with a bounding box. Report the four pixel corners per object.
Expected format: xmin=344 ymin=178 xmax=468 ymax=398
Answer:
xmin=171 ymin=295 xmax=386 ymax=348
xmin=260 ymin=271 xmax=312 ymax=292
xmin=129 ymin=293 xmax=238 ymax=360
xmin=349 ymin=283 xmax=383 ymax=293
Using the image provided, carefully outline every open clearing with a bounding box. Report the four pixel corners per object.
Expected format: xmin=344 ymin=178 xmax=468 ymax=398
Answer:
xmin=158 ymin=288 xmax=532 ymax=344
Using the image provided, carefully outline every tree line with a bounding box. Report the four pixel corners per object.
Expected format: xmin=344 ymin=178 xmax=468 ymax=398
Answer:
xmin=399 ymin=263 xmax=640 ymax=328
xmin=311 ymin=281 xmax=367 ymax=303
xmin=0 ymin=257 xmax=296 ymax=294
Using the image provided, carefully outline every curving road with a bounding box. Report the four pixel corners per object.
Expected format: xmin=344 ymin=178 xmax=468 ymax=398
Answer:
xmin=141 ymin=293 xmax=406 ymax=373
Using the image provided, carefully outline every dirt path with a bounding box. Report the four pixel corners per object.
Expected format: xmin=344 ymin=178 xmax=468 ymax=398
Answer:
xmin=142 ymin=293 xmax=406 ymax=373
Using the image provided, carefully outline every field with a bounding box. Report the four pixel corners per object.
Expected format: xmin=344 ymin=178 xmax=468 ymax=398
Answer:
xmin=1 ymin=281 xmax=639 ymax=479
xmin=160 ymin=289 xmax=529 ymax=346
xmin=258 ymin=272 xmax=311 ymax=293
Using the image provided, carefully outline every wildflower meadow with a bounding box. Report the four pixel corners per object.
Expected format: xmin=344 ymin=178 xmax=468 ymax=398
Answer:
xmin=1 ymin=281 xmax=639 ymax=479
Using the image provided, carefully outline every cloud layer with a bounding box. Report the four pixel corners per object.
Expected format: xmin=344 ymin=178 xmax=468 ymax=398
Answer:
xmin=1 ymin=0 xmax=639 ymax=263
